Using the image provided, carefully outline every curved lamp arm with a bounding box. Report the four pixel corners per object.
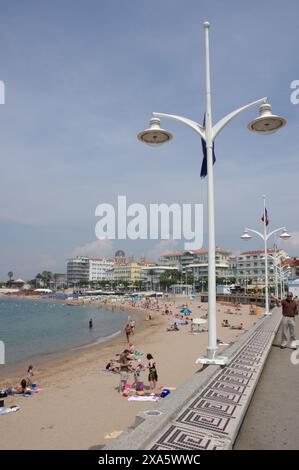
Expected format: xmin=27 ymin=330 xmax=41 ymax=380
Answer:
xmin=212 ymin=97 xmax=267 ymax=141
xmin=266 ymin=227 xmax=286 ymax=241
xmin=246 ymin=227 xmax=265 ymax=241
xmin=152 ymin=112 xmax=206 ymax=141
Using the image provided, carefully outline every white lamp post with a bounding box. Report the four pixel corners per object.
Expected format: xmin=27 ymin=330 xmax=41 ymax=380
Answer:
xmin=138 ymin=22 xmax=286 ymax=365
xmin=241 ymin=197 xmax=291 ymax=315
xmin=266 ymin=252 xmax=288 ymax=298
xmin=277 ymin=265 xmax=292 ymax=298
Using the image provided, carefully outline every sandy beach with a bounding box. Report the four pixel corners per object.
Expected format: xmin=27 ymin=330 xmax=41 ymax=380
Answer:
xmin=0 ymin=298 xmax=260 ymax=450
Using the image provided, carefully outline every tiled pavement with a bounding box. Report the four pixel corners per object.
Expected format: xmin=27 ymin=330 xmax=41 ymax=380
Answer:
xmin=148 ymin=311 xmax=281 ymax=450
xmin=234 ymin=312 xmax=299 ymax=450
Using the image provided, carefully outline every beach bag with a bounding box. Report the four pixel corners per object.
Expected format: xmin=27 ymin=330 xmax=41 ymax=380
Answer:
xmin=136 ymin=381 xmax=144 ymax=391
xmin=160 ymin=389 xmax=170 ymax=398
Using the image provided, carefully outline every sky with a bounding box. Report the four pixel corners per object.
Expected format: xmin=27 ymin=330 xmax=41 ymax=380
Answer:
xmin=0 ymin=0 xmax=298 ymax=280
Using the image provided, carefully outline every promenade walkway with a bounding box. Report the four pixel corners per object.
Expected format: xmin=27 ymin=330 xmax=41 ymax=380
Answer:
xmin=234 ymin=311 xmax=299 ymax=450
xmin=106 ymin=308 xmax=282 ymax=450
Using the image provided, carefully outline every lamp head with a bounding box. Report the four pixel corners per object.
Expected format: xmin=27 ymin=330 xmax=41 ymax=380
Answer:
xmin=137 ymin=117 xmax=172 ymax=146
xmin=248 ymin=103 xmax=286 ymax=134
xmin=279 ymin=229 xmax=291 ymax=240
xmin=241 ymin=230 xmax=252 ymax=240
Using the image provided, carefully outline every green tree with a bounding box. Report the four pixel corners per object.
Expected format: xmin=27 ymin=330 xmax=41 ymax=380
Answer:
xmin=41 ymin=271 xmax=53 ymax=288
xmin=7 ymin=271 xmax=14 ymax=286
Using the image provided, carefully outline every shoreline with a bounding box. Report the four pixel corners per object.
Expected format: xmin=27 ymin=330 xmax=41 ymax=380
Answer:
xmin=0 ymin=298 xmax=154 ymax=384
xmin=0 ymin=297 xmax=260 ymax=450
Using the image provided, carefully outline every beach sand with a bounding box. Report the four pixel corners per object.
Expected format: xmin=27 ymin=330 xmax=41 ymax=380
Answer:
xmin=0 ymin=298 xmax=259 ymax=450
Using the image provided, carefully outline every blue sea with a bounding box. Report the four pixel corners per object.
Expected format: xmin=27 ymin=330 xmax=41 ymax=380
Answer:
xmin=0 ymin=296 xmax=129 ymax=367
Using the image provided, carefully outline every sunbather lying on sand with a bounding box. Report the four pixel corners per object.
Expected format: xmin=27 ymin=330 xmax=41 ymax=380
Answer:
xmin=167 ymin=323 xmax=179 ymax=332
xmin=231 ymin=323 xmax=244 ymax=330
xmin=3 ymin=379 xmax=31 ymax=395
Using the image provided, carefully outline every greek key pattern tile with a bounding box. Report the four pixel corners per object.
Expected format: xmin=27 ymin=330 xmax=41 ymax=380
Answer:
xmin=151 ymin=424 xmax=226 ymax=450
xmin=149 ymin=313 xmax=281 ymax=450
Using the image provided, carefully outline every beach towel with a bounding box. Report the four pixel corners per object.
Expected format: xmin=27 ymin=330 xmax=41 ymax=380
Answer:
xmin=0 ymin=405 xmax=20 ymax=415
xmin=104 ymin=430 xmax=123 ymax=439
xmin=128 ymin=395 xmax=160 ymax=402
xmin=122 ymin=383 xmax=131 ymax=397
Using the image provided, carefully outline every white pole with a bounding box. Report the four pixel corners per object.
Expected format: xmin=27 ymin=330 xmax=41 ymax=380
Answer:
xmin=274 ymin=237 xmax=278 ymax=298
xmin=204 ymin=22 xmax=217 ymax=358
xmin=263 ymin=195 xmax=270 ymax=314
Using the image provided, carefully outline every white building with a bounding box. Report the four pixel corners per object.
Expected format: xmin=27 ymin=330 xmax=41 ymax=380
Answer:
xmin=66 ymin=257 xmax=114 ymax=285
xmin=89 ymin=258 xmax=114 ymax=282
xmin=160 ymin=248 xmax=232 ymax=279
xmin=236 ymin=249 xmax=288 ymax=286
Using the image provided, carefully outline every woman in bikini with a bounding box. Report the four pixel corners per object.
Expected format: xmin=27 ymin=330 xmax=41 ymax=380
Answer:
xmin=146 ymin=353 xmax=158 ymax=393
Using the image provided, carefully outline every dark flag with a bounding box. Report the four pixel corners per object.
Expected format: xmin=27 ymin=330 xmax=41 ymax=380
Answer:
xmin=200 ymin=114 xmax=216 ymax=178
xmin=261 ymin=208 xmax=269 ymax=226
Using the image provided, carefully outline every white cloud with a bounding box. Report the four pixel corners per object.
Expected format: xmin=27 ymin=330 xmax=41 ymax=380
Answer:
xmin=146 ymin=239 xmax=179 ymax=261
xmin=71 ymin=238 xmax=113 ymax=258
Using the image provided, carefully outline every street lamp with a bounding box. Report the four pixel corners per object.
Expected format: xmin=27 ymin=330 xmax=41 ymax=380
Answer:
xmin=138 ymin=22 xmax=286 ymax=365
xmin=241 ymin=196 xmax=291 ymax=315
xmin=277 ymin=265 xmax=292 ymax=298
xmin=266 ymin=252 xmax=287 ymax=298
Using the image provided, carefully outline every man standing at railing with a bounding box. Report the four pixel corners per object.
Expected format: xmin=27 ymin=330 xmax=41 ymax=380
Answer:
xmin=280 ymin=292 xmax=298 ymax=349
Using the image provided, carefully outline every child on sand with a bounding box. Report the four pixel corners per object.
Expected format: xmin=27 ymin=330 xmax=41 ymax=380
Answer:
xmin=26 ymin=365 xmax=34 ymax=387
xmin=133 ymin=360 xmax=143 ymax=388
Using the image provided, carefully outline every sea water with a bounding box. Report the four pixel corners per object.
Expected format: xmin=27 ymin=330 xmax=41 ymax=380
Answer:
xmin=0 ymin=296 xmax=128 ymax=366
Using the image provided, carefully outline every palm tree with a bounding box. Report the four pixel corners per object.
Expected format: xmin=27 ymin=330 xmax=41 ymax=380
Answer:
xmin=41 ymin=271 xmax=53 ymax=288
xmin=35 ymin=273 xmax=42 ymax=288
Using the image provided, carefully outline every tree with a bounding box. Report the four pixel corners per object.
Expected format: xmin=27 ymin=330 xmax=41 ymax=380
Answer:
xmin=41 ymin=271 xmax=53 ymax=288
xmin=7 ymin=271 xmax=14 ymax=286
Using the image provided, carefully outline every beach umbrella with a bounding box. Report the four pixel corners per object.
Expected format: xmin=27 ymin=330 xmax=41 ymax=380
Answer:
xmin=180 ymin=308 xmax=192 ymax=315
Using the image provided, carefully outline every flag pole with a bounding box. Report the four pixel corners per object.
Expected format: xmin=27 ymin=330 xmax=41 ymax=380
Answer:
xmin=263 ymin=195 xmax=270 ymax=314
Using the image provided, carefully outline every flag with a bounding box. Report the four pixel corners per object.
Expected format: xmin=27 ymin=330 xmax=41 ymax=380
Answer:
xmin=261 ymin=208 xmax=269 ymax=226
xmin=200 ymin=114 xmax=216 ymax=178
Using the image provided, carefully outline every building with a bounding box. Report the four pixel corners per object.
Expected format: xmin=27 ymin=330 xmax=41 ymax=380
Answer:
xmin=141 ymin=265 xmax=179 ymax=291
xmin=160 ymin=248 xmax=232 ymax=280
xmin=113 ymin=261 xmax=144 ymax=284
xmin=66 ymin=257 xmax=115 ymax=286
xmin=89 ymin=258 xmax=114 ymax=282
xmin=236 ymin=249 xmax=288 ymax=286
xmin=282 ymin=257 xmax=299 ymax=279
xmin=289 ymin=278 xmax=299 ymax=298
xmin=66 ymin=257 xmax=90 ymax=286
xmin=115 ymin=250 xmax=126 ymax=265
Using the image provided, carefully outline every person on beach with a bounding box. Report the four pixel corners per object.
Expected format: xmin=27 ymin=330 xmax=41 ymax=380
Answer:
xmin=129 ymin=319 xmax=135 ymax=335
xmin=124 ymin=323 xmax=132 ymax=342
xmin=280 ymin=292 xmax=298 ymax=349
xmin=4 ymin=379 xmax=29 ymax=396
xmin=118 ymin=349 xmax=131 ymax=393
xmin=89 ymin=318 xmax=93 ymax=329
xmin=26 ymin=365 xmax=34 ymax=387
xmin=133 ymin=360 xmax=143 ymax=388
xmin=146 ymin=353 xmax=158 ymax=392
xmin=231 ymin=323 xmax=244 ymax=330
xmin=105 ymin=359 xmax=119 ymax=373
